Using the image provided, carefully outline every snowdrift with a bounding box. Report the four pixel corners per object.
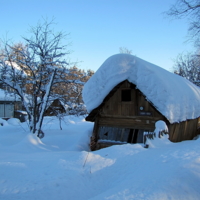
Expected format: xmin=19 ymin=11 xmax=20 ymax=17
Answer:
xmin=1 ymin=116 xmax=200 ymax=200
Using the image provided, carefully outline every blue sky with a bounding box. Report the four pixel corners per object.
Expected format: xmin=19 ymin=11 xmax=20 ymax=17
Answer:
xmin=0 ymin=0 xmax=194 ymax=72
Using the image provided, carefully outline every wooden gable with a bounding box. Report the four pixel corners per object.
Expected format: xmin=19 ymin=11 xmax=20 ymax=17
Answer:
xmin=45 ymin=99 xmax=66 ymax=116
xmin=101 ymin=80 xmax=164 ymax=118
xmin=87 ymin=80 xmax=166 ymax=129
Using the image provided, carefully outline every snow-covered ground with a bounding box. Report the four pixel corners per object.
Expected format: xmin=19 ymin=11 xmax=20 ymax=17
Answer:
xmin=1 ymin=116 xmax=200 ymax=200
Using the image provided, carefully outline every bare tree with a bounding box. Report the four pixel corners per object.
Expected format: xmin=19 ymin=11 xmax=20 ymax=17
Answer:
xmin=0 ymin=19 xmax=80 ymax=137
xmin=173 ymin=52 xmax=200 ymax=86
xmin=119 ymin=47 xmax=132 ymax=54
xmin=166 ymin=0 xmax=200 ymax=45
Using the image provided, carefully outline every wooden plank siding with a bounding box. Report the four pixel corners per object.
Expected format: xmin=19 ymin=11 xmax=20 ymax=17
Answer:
xmin=87 ymin=80 xmax=200 ymax=150
xmin=168 ymin=118 xmax=199 ymax=142
xmin=98 ymin=116 xmax=157 ymax=130
xmin=100 ymin=81 xmax=163 ymax=119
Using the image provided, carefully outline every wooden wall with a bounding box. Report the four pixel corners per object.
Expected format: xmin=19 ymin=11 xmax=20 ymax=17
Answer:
xmin=168 ymin=118 xmax=200 ymax=142
xmin=100 ymin=81 xmax=164 ymax=119
xmin=89 ymin=80 xmax=200 ymax=150
xmin=97 ymin=81 xmax=165 ymax=131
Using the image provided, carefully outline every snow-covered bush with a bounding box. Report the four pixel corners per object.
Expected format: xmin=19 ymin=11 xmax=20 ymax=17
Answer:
xmin=154 ymin=120 xmax=168 ymax=138
xmin=144 ymin=120 xmax=169 ymax=148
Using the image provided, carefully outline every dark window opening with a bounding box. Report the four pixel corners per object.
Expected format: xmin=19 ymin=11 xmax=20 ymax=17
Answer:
xmin=121 ymin=90 xmax=131 ymax=101
xmin=98 ymin=126 xmax=146 ymax=144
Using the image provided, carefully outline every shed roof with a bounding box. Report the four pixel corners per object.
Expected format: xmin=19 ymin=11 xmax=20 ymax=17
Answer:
xmin=0 ymin=89 xmax=20 ymax=101
xmin=82 ymin=54 xmax=200 ymax=123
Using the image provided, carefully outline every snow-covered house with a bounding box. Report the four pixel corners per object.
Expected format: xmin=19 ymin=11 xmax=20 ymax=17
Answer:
xmin=0 ymin=61 xmax=26 ymax=119
xmin=0 ymin=89 xmax=22 ymax=119
xmin=83 ymin=54 xmax=200 ymax=150
xmin=45 ymin=99 xmax=87 ymax=116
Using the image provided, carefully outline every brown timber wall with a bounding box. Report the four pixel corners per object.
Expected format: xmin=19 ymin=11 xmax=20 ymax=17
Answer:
xmin=168 ymin=118 xmax=200 ymax=142
xmin=90 ymin=80 xmax=200 ymax=147
xmin=98 ymin=116 xmax=157 ymax=130
xmin=100 ymin=81 xmax=164 ymax=119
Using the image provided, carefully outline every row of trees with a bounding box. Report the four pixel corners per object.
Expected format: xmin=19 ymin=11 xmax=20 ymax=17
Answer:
xmin=173 ymin=52 xmax=200 ymax=86
xmin=0 ymin=20 xmax=93 ymax=136
xmin=166 ymin=0 xmax=200 ymax=86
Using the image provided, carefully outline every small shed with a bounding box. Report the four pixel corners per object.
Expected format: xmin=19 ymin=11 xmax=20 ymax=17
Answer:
xmin=45 ymin=99 xmax=67 ymax=116
xmin=0 ymin=89 xmax=22 ymax=119
xmin=82 ymin=54 xmax=200 ymax=150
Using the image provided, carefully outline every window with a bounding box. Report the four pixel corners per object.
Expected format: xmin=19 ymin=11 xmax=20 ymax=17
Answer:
xmin=121 ymin=89 xmax=131 ymax=101
xmin=0 ymin=103 xmax=14 ymax=118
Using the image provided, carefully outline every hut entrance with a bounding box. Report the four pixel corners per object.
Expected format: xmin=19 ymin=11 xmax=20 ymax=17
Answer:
xmin=127 ymin=129 xmax=144 ymax=143
xmin=98 ymin=126 xmax=146 ymax=144
xmin=128 ymin=129 xmax=137 ymax=143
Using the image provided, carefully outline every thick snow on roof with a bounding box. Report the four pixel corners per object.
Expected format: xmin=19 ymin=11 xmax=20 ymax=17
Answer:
xmin=83 ymin=54 xmax=200 ymax=123
xmin=0 ymin=89 xmax=20 ymax=101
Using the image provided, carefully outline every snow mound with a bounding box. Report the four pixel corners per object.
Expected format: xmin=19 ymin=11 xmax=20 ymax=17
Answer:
xmin=146 ymin=134 xmax=171 ymax=148
xmin=83 ymin=54 xmax=200 ymax=123
xmin=0 ymin=118 xmax=8 ymax=126
xmin=7 ymin=118 xmax=20 ymax=125
xmin=1 ymin=116 xmax=200 ymax=199
xmin=145 ymin=120 xmax=171 ymax=148
xmin=13 ymin=133 xmax=49 ymax=152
